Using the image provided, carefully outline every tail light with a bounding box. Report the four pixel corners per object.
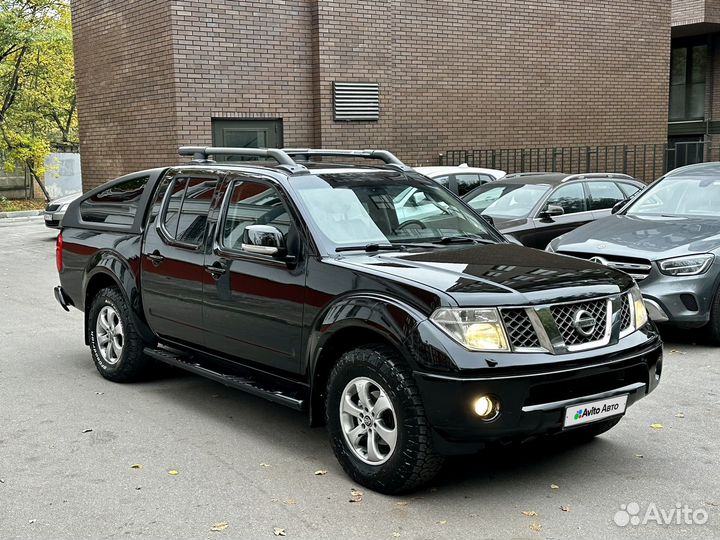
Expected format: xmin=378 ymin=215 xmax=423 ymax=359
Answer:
xmin=56 ymin=232 xmax=63 ymax=272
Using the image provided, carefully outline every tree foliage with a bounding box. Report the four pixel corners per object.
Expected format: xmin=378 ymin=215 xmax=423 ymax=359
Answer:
xmin=0 ymin=0 xmax=76 ymax=200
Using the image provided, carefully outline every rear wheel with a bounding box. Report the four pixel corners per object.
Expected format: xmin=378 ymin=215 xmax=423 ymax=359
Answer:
xmin=325 ymin=343 xmax=444 ymax=494
xmin=88 ymin=287 xmax=151 ymax=382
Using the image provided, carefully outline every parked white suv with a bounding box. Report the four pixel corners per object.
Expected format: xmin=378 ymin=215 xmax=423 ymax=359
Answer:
xmin=415 ymin=164 xmax=506 ymax=196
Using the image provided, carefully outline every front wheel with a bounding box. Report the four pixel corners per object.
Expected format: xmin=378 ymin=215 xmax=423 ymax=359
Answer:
xmin=325 ymin=344 xmax=444 ymax=494
xmin=705 ymin=286 xmax=720 ymax=345
xmin=88 ymin=287 xmax=151 ymax=382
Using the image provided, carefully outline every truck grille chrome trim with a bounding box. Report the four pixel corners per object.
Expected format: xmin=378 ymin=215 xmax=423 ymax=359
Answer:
xmin=500 ymin=295 xmax=627 ymax=354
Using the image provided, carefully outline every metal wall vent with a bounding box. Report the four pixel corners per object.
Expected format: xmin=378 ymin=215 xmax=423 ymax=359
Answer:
xmin=333 ymin=82 xmax=380 ymax=121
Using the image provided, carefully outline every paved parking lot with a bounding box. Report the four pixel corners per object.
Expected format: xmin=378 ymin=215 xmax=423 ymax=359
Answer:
xmin=1 ymin=219 xmax=719 ymax=539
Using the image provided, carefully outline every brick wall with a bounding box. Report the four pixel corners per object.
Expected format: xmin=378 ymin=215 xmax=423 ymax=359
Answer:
xmin=672 ymin=0 xmax=707 ymax=25
xmin=71 ymin=0 xmax=180 ymax=189
xmin=72 ymin=0 xmax=671 ymax=189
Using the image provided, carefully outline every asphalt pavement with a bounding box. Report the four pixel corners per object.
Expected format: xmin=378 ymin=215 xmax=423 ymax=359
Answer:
xmin=1 ymin=219 xmax=719 ymax=539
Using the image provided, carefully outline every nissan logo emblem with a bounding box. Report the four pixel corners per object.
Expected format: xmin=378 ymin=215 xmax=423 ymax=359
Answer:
xmin=573 ymin=309 xmax=597 ymax=337
xmin=590 ymin=256 xmax=609 ymax=266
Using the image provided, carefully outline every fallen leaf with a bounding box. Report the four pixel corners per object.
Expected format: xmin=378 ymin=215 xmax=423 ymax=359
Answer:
xmin=650 ymin=423 xmax=664 ymax=430
xmin=634 ymin=454 xmax=644 ymax=458
xmin=130 ymin=464 xmax=143 ymax=469
xmin=282 ymin=499 xmax=297 ymax=506
xmin=28 ymin=519 xmax=36 ymax=524
xmin=436 ymin=520 xmax=447 ymax=525
xmin=468 ymin=513 xmax=478 ymax=518
xmin=550 ymin=484 xmax=560 ymax=489
xmin=392 ymin=534 xmax=401 ymax=539
xmin=260 ymin=463 xmax=271 ymax=468
xmin=270 ymin=498 xmax=279 ymax=503
xmin=522 ymin=511 xmax=538 ymax=517
xmin=273 ymin=527 xmax=286 ymax=537
xmin=675 ymin=413 xmax=685 ymax=418
xmin=395 ymin=501 xmax=409 ymax=507
xmin=529 ymin=523 xmax=543 ymax=532
xmin=669 ymin=349 xmax=686 ymax=355
xmin=314 ymin=470 xmax=327 ymax=476
xmin=167 ymin=470 xmax=179 ymax=476
xmin=706 ymin=501 xmax=719 ymax=507
xmin=349 ymin=488 xmax=363 ymax=503
xmin=560 ymin=505 xmax=571 ymax=512
xmin=210 ymin=522 xmax=229 ymax=532
xmin=82 ymin=429 xmax=93 ymax=433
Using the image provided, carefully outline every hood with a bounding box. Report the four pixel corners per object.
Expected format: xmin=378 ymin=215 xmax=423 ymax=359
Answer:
xmin=50 ymin=192 xmax=82 ymax=205
xmin=554 ymin=215 xmax=720 ymax=260
xmin=332 ymin=244 xmax=633 ymax=307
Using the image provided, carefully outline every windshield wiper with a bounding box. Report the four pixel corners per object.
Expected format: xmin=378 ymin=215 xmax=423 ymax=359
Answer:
xmin=336 ymin=243 xmax=406 ymax=253
xmin=433 ymin=236 xmax=496 ymax=245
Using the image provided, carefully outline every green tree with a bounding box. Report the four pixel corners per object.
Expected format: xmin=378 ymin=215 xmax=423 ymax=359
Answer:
xmin=0 ymin=0 xmax=77 ymax=200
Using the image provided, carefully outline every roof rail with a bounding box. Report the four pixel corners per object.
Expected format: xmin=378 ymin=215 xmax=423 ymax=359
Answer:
xmin=562 ymin=172 xmax=635 ymax=182
xmin=282 ymin=148 xmax=412 ymax=171
xmin=177 ymin=147 xmax=309 ymax=174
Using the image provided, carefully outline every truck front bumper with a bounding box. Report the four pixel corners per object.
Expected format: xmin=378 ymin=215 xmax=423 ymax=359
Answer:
xmin=414 ymin=336 xmax=662 ymax=454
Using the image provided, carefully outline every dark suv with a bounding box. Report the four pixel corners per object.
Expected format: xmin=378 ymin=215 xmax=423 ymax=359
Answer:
xmin=54 ymin=147 xmax=662 ymax=493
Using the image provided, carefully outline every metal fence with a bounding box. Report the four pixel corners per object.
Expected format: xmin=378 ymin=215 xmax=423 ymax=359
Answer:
xmin=439 ymin=142 xmax=720 ymax=182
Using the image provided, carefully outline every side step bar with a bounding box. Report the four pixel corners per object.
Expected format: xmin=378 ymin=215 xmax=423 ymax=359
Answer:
xmin=144 ymin=347 xmax=305 ymax=411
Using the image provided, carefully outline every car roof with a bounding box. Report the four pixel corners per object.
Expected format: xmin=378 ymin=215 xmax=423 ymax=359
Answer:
xmin=415 ymin=165 xmax=506 ymax=178
xmin=492 ymin=172 xmax=641 ymax=186
xmin=664 ymin=161 xmax=720 ymax=178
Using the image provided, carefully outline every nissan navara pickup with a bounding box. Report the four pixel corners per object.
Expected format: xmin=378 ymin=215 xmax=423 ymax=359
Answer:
xmin=54 ymin=147 xmax=663 ymax=493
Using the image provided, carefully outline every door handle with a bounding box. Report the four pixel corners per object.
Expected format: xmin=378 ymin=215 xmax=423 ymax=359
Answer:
xmin=204 ymin=262 xmax=226 ymax=279
xmin=147 ymin=250 xmax=165 ymax=266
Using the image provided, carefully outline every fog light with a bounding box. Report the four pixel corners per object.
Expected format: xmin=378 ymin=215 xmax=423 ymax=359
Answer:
xmin=473 ymin=395 xmax=499 ymax=420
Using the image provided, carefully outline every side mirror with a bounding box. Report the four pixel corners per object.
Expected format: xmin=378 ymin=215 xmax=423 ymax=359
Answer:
xmin=481 ymin=214 xmax=495 ymax=227
xmin=611 ymin=199 xmax=629 ymax=214
xmin=241 ymin=224 xmax=285 ymax=256
xmin=539 ymin=204 xmax=564 ymax=219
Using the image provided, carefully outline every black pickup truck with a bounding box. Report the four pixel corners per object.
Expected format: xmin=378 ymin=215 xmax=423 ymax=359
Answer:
xmin=54 ymin=147 xmax=663 ymax=493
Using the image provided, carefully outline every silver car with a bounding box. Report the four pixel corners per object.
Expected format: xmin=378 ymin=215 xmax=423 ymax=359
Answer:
xmin=43 ymin=192 xmax=82 ymax=229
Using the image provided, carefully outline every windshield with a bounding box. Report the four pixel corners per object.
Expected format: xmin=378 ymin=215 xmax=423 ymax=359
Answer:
xmin=465 ymin=184 xmax=550 ymax=218
xmin=292 ymin=173 xmax=500 ymax=250
xmin=627 ymin=176 xmax=720 ymax=218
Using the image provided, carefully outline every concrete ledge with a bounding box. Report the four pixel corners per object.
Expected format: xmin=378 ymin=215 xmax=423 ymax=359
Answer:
xmin=0 ymin=210 xmax=43 ymax=219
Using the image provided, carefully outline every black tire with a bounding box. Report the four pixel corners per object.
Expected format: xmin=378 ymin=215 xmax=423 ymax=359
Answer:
xmin=705 ymin=286 xmax=720 ymax=345
xmin=88 ymin=287 xmax=151 ymax=382
xmin=325 ymin=343 xmax=444 ymax=494
xmin=558 ymin=416 xmax=622 ymax=443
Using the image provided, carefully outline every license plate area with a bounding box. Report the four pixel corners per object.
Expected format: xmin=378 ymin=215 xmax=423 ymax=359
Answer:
xmin=564 ymin=394 xmax=627 ymax=428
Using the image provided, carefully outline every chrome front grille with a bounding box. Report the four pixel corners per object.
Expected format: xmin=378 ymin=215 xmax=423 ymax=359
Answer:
xmin=558 ymin=252 xmax=652 ymax=281
xmin=618 ymin=294 xmax=632 ymax=335
xmin=550 ymin=299 xmax=609 ymax=347
xmin=501 ymin=309 xmax=541 ymax=350
xmin=499 ymin=295 xmax=626 ymax=353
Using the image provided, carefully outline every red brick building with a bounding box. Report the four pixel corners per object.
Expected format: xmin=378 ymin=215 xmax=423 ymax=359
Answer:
xmin=71 ymin=1 xmax=671 ymax=190
xmin=669 ymin=0 xmax=720 ymax=160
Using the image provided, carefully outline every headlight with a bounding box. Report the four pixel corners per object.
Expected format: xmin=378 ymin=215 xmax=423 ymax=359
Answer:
xmin=431 ymin=308 xmax=509 ymax=351
xmin=629 ymin=285 xmax=648 ymax=330
xmin=658 ymin=254 xmax=714 ymax=276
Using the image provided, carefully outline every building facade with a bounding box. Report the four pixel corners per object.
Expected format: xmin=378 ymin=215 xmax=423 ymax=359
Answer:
xmin=670 ymin=0 xmax=720 ymax=161
xmin=72 ymin=1 xmax=671 ymax=190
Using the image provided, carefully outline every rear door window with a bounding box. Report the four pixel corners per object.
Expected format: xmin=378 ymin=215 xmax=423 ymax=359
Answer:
xmin=618 ymin=182 xmax=642 ymax=198
xmin=586 ymin=181 xmax=626 ymax=210
xmin=160 ymin=176 xmax=218 ymax=247
xmin=80 ymin=175 xmax=149 ymax=227
xmin=454 ymin=174 xmax=493 ymax=196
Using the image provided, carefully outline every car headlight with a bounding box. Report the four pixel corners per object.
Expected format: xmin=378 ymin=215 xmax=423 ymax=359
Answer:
xmin=658 ymin=254 xmax=714 ymax=276
xmin=629 ymin=285 xmax=648 ymax=330
xmin=431 ymin=308 xmax=509 ymax=351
